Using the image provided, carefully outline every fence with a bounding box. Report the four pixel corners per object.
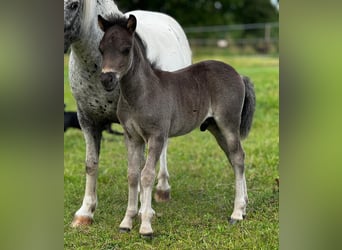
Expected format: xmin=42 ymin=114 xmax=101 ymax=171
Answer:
xmin=184 ymin=22 xmax=279 ymax=53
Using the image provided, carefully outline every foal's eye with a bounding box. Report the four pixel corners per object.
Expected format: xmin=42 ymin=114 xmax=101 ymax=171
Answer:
xmin=121 ymin=48 xmax=130 ymax=55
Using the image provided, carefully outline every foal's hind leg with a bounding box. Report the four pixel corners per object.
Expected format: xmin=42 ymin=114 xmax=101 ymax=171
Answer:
xmin=208 ymin=122 xmax=248 ymax=223
xmin=155 ymin=140 xmax=171 ymax=202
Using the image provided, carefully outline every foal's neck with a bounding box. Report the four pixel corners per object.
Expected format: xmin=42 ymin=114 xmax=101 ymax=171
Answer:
xmin=120 ymin=35 xmax=159 ymax=105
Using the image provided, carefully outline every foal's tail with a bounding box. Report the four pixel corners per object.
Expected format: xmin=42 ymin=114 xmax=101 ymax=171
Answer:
xmin=240 ymin=76 xmax=256 ymax=139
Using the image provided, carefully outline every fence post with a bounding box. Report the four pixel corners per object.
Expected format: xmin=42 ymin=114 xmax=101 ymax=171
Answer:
xmin=264 ymin=23 xmax=271 ymax=52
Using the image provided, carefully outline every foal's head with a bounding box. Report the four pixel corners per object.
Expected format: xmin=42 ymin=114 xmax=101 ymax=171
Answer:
xmin=98 ymin=15 xmax=137 ymax=91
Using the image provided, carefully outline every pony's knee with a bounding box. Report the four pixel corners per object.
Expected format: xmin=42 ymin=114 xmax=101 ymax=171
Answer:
xmin=85 ymin=160 xmax=98 ymax=175
xmin=128 ymin=169 xmax=140 ymax=186
xmin=141 ymin=168 xmax=156 ymax=187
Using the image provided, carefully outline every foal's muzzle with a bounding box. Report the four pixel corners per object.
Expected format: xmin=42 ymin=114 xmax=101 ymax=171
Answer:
xmin=100 ymin=72 xmax=118 ymax=92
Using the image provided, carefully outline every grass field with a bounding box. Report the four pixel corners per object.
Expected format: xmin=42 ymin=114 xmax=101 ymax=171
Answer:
xmin=64 ymin=51 xmax=279 ymax=249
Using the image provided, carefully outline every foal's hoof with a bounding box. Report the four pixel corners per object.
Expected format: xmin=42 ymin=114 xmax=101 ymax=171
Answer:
xmin=154 ymin=189 xmax=171 ymax=202
xmin=71 ymin=215 xmax=93 ymax=227
xmin=119 ymin=227 xmax=131 ymax=233
xmin=140 ymin=233 xmax=153 ymax=240
xmin=139 ymin=224 xmax=153 ymax=239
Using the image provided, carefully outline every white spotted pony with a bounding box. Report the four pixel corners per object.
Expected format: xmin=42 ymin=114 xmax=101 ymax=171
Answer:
xmin=64 ymin=0 xmax=192 ymax=227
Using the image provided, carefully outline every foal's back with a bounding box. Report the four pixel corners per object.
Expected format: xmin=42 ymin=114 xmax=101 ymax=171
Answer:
xmin=153 ymin=60 xmax=245 ymax=137
xmin=157 ymin=60 xmax=243 ymax=97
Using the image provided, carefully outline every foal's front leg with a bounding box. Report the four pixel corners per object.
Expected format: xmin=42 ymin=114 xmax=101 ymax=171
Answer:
xmin=155 ymin=140 xmax=171 ymax=202
xmin=139 ymin=136 xmax=165 ymax=236
xmin=71 ymin=126 xmax=102 ymax=227
xmin=119 ymin=136 xmax=145 ymax=232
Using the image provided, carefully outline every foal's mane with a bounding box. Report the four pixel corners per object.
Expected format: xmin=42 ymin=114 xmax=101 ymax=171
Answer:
xmin=104 ymin=14 xmax=130 ymax=29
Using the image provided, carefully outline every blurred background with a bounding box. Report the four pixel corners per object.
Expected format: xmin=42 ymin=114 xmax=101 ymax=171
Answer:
xmin=63 ymin=1 xmax=279 ymax=249
xmin=117 ymin=0 xmax=279 ymax=55
xmin=5 ymin=0 xmax=342 ymax=249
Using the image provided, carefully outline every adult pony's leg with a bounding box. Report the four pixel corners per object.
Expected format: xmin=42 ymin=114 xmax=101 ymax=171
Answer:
xmin=208 ymin=121 xmax=248 ymax=223
xmin=119 ymin=135 xmax=145 ymax=232
xmin=71 ymin=126 xmax=102 ymax=227
xmin=155 ymin=140 xmax=171 ymax=202
xmin=139 ymin=136 xmax=165 ymax=237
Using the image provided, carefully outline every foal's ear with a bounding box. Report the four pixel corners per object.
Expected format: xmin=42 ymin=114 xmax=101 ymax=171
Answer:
xmin=98 ymin=15 xmax=111 ymax=32
xmin=127 ymin=15 xmax=137 ymax=34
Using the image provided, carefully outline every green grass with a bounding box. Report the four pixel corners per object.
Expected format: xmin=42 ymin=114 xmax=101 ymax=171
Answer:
xmin=64 ymin=52 xmax=279 ymax=249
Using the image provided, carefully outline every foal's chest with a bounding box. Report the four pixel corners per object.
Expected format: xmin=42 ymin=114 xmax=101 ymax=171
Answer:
xmin=116 ymin=98 xmax=158 ymax=141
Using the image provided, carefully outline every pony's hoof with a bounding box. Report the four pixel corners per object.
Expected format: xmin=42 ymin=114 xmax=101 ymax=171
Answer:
xmin=154 ymin=189 xmax=171 ymax=202
xmin=140 ymin=233 xmax=153 ymax=240
xmin=119 ymin=227 xmax=131 ymax=233
xmin=139 ymin=224 xmax=153 ymax=238
xmin=71 ymin=215 xmax=93 ymax=227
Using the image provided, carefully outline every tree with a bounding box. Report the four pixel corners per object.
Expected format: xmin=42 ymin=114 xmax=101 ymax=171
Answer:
xmin=116 ymin=0 xmax=278 ymax=27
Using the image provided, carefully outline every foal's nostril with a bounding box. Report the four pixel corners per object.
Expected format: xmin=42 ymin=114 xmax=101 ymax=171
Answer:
xmin=108 ymin=74 xmax=113 ymax=82
xmin=100 ymin=73 xmax=112 ymax=84
xmin=100 ymin=73 xmax=117 ymax=91
xmin=101 ymin=73 xmax=117 ymax=83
